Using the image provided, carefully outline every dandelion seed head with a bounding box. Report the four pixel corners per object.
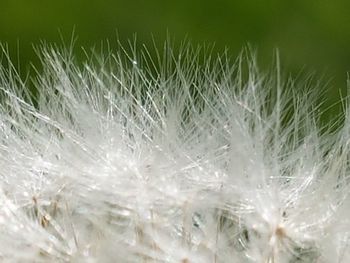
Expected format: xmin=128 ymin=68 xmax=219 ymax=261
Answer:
xmin=0 ymin=41 xmax=349 ymax=262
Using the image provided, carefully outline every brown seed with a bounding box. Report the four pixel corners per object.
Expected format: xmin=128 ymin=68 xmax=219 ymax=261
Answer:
xmin=275 ymin=225 xmax=285 ymax=238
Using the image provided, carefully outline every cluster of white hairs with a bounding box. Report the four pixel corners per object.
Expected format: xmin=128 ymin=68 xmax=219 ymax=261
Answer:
xmin=0 ymin=41 xmax=350 ymax=263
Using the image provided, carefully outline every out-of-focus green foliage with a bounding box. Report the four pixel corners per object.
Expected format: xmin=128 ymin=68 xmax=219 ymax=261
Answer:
xmin=1 ymin=0 xmax=349 ymax=119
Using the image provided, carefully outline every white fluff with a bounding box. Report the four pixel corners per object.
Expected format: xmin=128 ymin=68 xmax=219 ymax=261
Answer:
xmin=0 ymin=43 xmax=349 ymax=262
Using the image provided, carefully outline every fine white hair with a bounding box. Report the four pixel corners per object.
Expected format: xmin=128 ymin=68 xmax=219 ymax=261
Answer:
xmin=0 ymin=42 xmax=349 ymax=262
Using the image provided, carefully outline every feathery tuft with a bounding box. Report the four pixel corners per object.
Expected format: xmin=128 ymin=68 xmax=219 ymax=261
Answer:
xmin=0 ymin=42 xmax=349 ymax=262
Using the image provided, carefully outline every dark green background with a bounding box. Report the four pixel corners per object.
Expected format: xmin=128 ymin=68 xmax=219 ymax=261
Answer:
xmin=1 ymin=0 xmax=350 ymax=119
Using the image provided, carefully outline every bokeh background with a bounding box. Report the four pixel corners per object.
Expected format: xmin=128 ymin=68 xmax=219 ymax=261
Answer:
xmin=1 ymin=0 xmax=350 ymax=120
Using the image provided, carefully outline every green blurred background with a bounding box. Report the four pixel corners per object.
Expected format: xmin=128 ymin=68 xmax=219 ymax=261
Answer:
xmin=1 ymin=0 xmax=350 ymax=119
